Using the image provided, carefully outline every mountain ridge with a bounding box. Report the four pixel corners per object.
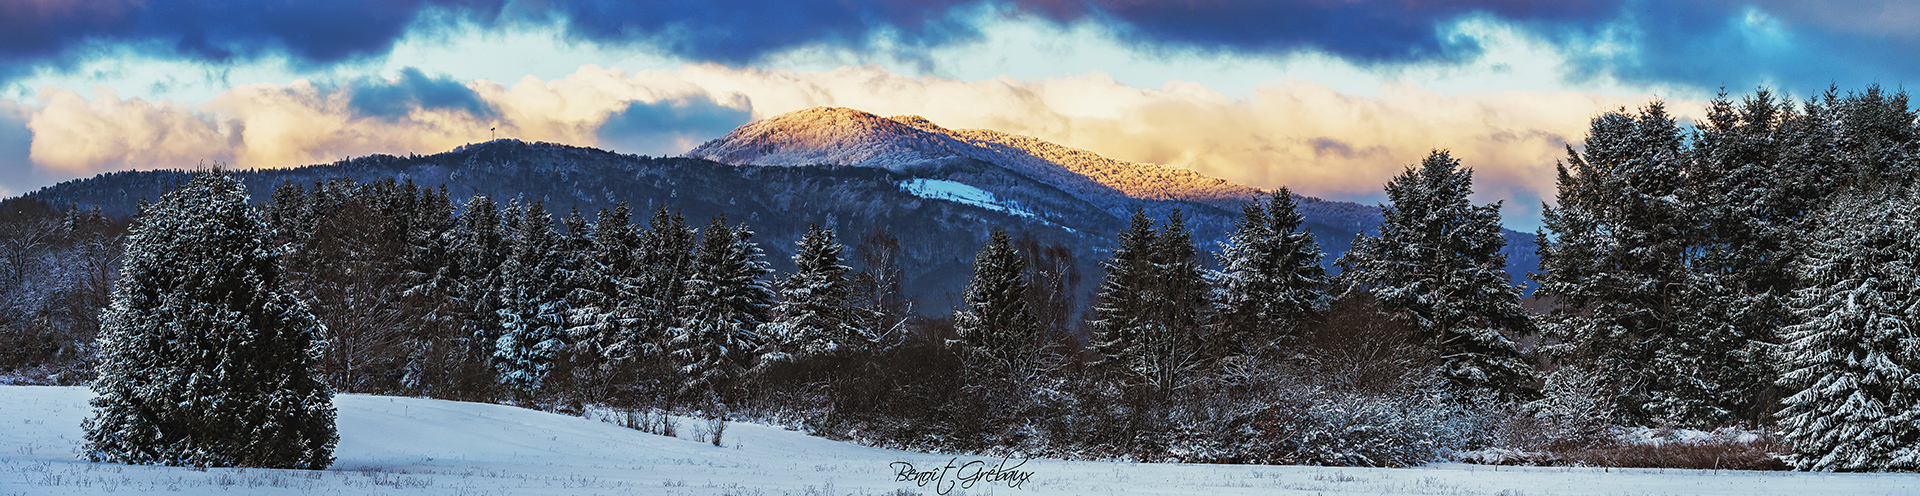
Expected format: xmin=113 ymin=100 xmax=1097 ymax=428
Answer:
xmin=18 ymin=108 xmax=1538 ymax=292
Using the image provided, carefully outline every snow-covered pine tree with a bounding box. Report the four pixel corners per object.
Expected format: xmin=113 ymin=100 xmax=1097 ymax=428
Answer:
xmin=1091 ymin=210 xmax=1207 ymax=391
xmin=1339 ymin=150 xmax=1534 ymax=400
xmin=1147 ymin=211 xmax=1209 ymax=385
xmin=451 ymin=194 xmax=507 ymax=377
xmin=1091 ymin=211 xmax=1159 ymax=377
xmin=639 ymin=207 xmax=696 ymax=358
xmin=951 ymin=227 xmax=1042 ymax=378
xmin=557 ymin=206 xmax=607 ymax=361
xmin=573 ymin=202 xmax=647 ymax=363
xmin=1538 ymin=103 xmax=1749 ymax=424
xmin=492 ymin=201 xmax=566 ymax=398
xmin=83 ymin=169 xmax=336 ymax=469
xmin=1214 ymin=188 xmax=1327 ymax=358
xmin=1682 ymin=90 xmax=1799 ymax=424
xmin=669 ymin=215 xmax=773 ymax=404
xmin=397 ymin=184 xmax=463 ymax=396
xmin=765 ymin=223 xmax=868 ymax=363
xmin=1776 ymin=187 xmax=1920 ymax=471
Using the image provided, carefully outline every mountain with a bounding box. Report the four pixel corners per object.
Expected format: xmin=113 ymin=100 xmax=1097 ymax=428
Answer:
xmin=26 ymin=140 xmax=1105 ymax=310
xmin=689 ymin=107 xmax=1536 ymax=288
xmin=19 ymin=108 xmax=1538 ymax=307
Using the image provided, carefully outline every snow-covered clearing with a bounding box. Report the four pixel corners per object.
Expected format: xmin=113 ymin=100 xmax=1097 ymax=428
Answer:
xmin=0 ymin=386 xmax=1912 ymax=496
xmin=901 ymin=178 xmax=1038 ymax=219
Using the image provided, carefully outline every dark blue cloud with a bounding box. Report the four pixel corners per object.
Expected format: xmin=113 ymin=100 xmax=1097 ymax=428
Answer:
xmin=1040 ymin=0 xmax=1620 ymax=63
xmin=596 ymin=96 xmax=751 ymax=156
xmin=0 ymin=108 xmax=56 ymax=197
xmin=1558 ymin=1 xmax=1915 ymax=96
xmin=0 ymin=0 xmax=504 ymax=78
xmin=349 ymin=67 xmax=495 ymax=119
xmin=510 ymin=0 xmax=981 ymax=65
xmin=2 ymin=0 xmax=1917 ymax=96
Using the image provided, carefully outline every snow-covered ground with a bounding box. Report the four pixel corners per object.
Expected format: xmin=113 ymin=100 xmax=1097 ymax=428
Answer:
xmin=900 ymin=178 xmax=1038 ymax=219
xmin=2 ymin=386 xmax=1914 ymax=496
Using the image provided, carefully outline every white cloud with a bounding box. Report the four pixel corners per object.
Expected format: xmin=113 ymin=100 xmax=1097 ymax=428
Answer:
xmin=27 ymin=87 xmax=231 ymax=173
xmin=13 ymin=63 xmax=1699 ymax=229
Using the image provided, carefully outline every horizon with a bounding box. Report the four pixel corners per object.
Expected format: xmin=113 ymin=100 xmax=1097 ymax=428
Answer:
xmin=3 ymin=1 xmax=1916 ymax=230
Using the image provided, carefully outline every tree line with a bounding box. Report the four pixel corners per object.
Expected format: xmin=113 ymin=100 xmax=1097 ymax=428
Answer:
xmin=15 ymin=85 xmax=1920 ymax=471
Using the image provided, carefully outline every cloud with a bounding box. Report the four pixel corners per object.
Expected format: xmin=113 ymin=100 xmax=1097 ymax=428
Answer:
xmin=0 ymin=101 xmax=35 ymax=196
xmin=508 ymin=0 xmax=982 ymax=65
xmin=596 ymin=95 xmax=752 ymax=156
xmin=5 ymin=0 xmax=1918 ymax=99
xmin=349 ymin=67 xmax=496 ymax=119
xmin=27 ymin=87 xmax=232 ymax=173
xmin=17 ymin=64 xmax=1692 ymax=229
xmin=0 ymin=0 xmax=504 ymax=78
xmin=1023 ymin=0 xmax=1617 ymax=63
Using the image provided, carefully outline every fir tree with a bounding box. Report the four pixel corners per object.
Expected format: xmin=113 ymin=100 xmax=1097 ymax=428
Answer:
xmin=952 ymin=227 xmax=1042 ymax=378
xmin=451 ymin=194 xmax=508 ymax=383
xmin=669 ymin=216 xmax=773 ymax=404
xmin=83 ymin=170 xmax=336 ymax=469
xmin=1091 ymin=211 xmax=1159 ymax=377
xmin=492 ymin=201 xmax=566 ymax=397
xmin=1091 ymin=210 xmax=1207 ymax=390
xmin=639 ymin=207 xmax=696 ymax=358
xmin=1539 ymin=103 xmax=1750 ymax=424
xmin=1214 ymin=188 xmax=1327 ymax=358
xmin=1776 ymin=188 xmax=1920 ymax=471
xmin=1685 ymin=89 xmax=1798 ymax=424
xmin=573 ymin=202 xmax=647 ymax=363
xmin=766 ymin=223 xmax=867 ymax=363
xmin=1339 ymin=150 xmax=1534 ymax=399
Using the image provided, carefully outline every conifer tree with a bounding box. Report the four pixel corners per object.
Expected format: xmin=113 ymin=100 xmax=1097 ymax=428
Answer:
xmin=492 ymin=201 xmax=566 ymax=397
xmin=450 ymin=194 xmax=507 ymax=381
xmin=1776 ymin=188 xmax=1920 ymax=471
xmin=639 ymin=207 xmax=696 ymax=357
xmin=1092 ymin=211 xmax=1158 ymax=377
xmin=1339 ymin=150 xmax=1534 ymax=399
xmin=1540 ymin=103 xmax=1755 ymax=423
xmin=1091 ymin=210 xmax=1207 ymax=390
xmin=766 ymin=223 xmax=867 ymax=362
xmin=1215 ymin=188 xmax=1326 ymax=358
xmin=83 ymin=170 xmax=336 ymax=469
xmin=952 ymin=227 xmax=1041 ymax=378
xmin=669 ymin=216 xmax=773 ymax=404
xmin=574 ymin=202 xmax=647 ymax=363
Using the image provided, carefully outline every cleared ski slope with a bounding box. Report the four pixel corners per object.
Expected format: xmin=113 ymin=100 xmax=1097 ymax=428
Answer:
xmin=0 ymin=385 xmax=1913 ymax=495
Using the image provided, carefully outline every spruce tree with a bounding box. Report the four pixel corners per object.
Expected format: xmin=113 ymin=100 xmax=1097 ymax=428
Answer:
xmin=1092 ymin=211 xmax=1159 ymax=378
xmin=1776 ymin=187 xmax=1920 ymax=471
xmin=1091 ymin=210 xmax=1207 ymax=390
xmin=669 ymin=216 xmax=773 ymax=404
xmin=1685 ymin=90 xmax=1797 ymax=424
xmin=1339 ymin=150 xmax=1534 ymax=399
xmin=639 ymin=207 xmax=696 ymax=358
xmin=492 ymin=201 xmax=566 ymax=397
xmin=83 ymin=170 xmax=336 ymax=469
xmin=1539 ymin=103 xmax=1752 ymax=424
xmin=573 ymin=202 xmax=647 ymax=363
xmin=1214 ymin=188 xmax=1327 ymax=358
xmin=952 ymin=227 xmax=1042 ymax=378
xmin=766 ymin=223 xmax=867 ymax=362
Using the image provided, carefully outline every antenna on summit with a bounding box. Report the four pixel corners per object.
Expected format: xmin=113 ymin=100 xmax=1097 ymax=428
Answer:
xmin=491 ymin=127 xmax=497 ymax=141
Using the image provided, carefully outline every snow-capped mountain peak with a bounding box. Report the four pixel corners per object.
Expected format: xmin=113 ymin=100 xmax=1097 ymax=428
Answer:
xmin=687 ymin=107 xmax=975 ymax=171
xmin=686 ymin=107 xmax=1263 ymax=216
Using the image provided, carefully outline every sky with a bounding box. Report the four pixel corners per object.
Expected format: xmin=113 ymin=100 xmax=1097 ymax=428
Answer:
xmin=1 ymin=0 xmax=1915 ymax=230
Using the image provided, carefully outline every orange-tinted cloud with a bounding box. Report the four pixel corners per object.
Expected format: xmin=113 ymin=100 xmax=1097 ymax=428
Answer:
xmin=16 ymin=64 xmax=1696 ymax=225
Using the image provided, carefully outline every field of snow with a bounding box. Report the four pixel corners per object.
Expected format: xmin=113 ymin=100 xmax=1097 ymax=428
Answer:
xmin=901 ymin=178 xmax=1038 ymax=219
xmin=2 ymin=385 xmax=1916 ymax=496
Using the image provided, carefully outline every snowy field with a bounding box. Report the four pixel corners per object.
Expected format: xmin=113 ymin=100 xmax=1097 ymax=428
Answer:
xmin=1 ymin=386 xmax=1915 ymax=496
